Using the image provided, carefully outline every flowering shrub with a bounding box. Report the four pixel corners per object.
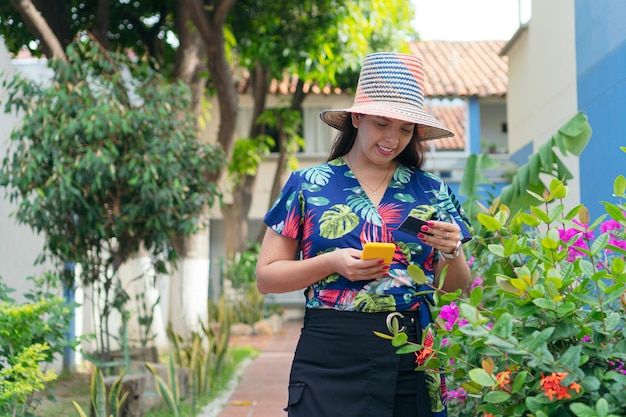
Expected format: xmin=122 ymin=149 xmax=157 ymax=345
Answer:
xmin=385 ymin=146 xmax=626 ymax=417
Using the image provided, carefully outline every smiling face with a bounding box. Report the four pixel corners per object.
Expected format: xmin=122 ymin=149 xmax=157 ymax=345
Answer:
xmin=350 ymin=113 xmax=416 ymax=165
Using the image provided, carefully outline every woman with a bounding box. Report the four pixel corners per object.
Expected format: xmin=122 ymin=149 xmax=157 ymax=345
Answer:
xmin=256 ymin=52 xmax=472 ymax=417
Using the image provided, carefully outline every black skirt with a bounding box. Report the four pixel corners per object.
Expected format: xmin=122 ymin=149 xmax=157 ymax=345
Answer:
xmin=285 ymin=308 xmax=433 ymax=417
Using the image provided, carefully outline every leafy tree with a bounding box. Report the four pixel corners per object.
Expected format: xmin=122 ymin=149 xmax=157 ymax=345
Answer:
xmin=226 ymin=0 xmax=418 ymax=255
xmin=0 ymin=38 xmax=224 ymax=357
xmin=1 ymin=0 xmax=236 ymax=340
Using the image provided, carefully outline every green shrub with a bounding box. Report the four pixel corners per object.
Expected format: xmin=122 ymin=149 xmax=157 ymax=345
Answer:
xmin=382 ymin=144 xmax=626 ymax=416
xmin=0 ymin=275 xmax=76 ymax=416
xmin=221 ymin=243 xmax=282 ymax=325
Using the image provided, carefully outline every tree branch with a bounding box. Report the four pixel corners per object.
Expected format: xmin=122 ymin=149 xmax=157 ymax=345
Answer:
xmin=10 ymin=0 xmax=67 ymax=61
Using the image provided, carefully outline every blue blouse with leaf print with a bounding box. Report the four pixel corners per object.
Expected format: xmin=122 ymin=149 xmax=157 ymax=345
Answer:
xmin=264 ymin=156 xmax=472 ymax=313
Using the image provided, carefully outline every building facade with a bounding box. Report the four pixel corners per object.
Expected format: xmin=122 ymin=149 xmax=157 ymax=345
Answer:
xmin=502 ymin=0 xmax=626 ymax=222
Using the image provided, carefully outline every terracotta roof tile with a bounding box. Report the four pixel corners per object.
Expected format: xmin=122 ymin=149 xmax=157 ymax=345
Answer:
xmin=234 ymin=40 xmax=508 ymax=99
xmin=409 ymin=40 xmax=508 ymax=98
xmin=427 ymin=103 xmax=466 ymax=151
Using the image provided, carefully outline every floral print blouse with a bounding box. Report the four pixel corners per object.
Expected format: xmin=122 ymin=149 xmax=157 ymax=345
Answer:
xmin=264 ymin=157 xmax=472 ymax=312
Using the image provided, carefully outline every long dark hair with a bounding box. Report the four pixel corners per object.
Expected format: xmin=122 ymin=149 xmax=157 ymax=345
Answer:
xmin=327 ymin=114 xmax=426 ymax=169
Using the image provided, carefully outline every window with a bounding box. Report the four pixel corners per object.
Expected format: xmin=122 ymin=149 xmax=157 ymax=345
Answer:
xmin=302 ymin=105 xmax=336 ymax=155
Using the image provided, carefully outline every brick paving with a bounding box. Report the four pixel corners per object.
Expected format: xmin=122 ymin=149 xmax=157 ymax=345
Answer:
xmin=213 ymin=319 xmax=302 ymax=417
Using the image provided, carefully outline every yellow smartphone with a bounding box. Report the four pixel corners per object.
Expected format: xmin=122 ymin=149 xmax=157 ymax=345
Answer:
xmin=361 ymin=242 xmax=396 ymax=265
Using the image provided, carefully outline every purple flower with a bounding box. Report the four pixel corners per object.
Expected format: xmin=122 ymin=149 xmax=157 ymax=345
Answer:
xmin=448 ymin=387 xmax=468 ymax=402
xmin=471 ymin=276 xmax=484 ymax=290
xmin=439 ymin=302 xmax=468 ymax=330
xmin=609 ymin=359 xmax=626 ymax=375
xmin=559 ymin=221 xmax=594 ymax=262
xmin=600 ymin=219 xmax=626 ymax=253
xmin=440 ymin=302 xmax=460 ymax=331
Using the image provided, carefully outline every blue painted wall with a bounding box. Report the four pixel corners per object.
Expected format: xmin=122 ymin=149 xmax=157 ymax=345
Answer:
xmin=468 ymin=97 xmax=481 ymax=155
xmin=575 ymin=0 xmax=626 ymax=221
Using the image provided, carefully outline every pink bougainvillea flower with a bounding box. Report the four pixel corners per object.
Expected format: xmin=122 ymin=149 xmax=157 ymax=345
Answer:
xmin=559 ymin=221 xmax=594 ymax=262
xmin=439 ymin=301 xmax=469 ymax=330
xmin=448 ymin=387 xmax=467 ymax=402
xmin=471 ymin=276 xmax=484 ymax=290
xmin=600 ymin=218 xmax=626 ymax=252
xmin=439 ymin=302 xmax=460 ymax=331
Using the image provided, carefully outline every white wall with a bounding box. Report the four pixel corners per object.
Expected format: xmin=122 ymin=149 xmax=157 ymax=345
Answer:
xmin=0 ymin=39 xmax=55 ymax=303
xmin=505 ymin=0 xmax=580 ymax=206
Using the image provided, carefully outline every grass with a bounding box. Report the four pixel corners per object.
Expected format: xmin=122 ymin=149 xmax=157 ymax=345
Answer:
xmin=31 ymin=345 xmax=259 ymax=417
xmin=144 ymin=345 xmax=259 ymax=417
xmin=32 ymin=369 xmax=92 ymax=416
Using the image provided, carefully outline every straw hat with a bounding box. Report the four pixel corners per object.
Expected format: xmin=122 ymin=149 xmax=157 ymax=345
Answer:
xmin=319 ymin=52 xmax=453 ymax=141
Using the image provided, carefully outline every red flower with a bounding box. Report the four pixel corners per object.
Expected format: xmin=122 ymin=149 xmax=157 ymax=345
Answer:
xmin=414 ymin=327 xmax=435 ymax=366
xmin=540 ymin=372 xmax=580 ymax=401
xmin=494 ymin=370 xmax=512 ymax=390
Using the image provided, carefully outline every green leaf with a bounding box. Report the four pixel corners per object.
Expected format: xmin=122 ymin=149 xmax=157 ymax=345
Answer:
xmin=373 ymin=331 xmax=393 ymax=340
xmin=491 ymin=313 xmax=513 ymax=339
xmin=439 ymin=289 xmax=462 ymax=303
xmin=460 ymin=381 xmax=483 ymax=394
xmin=580 ymin=375 xmax=601 ymax=391
xmin=518 ymin=327 xmax=555 ymax=352
xmin=569 ymin=402 xmax=597 ymax=417
xmin=511 ymin=371 xmax=528 ymax=394
xmin=590 ymin=232 xmax=610 ymax=255
xmin=612 ymin=256 xmax=625 ymax=275
xmin=605 ymin=312 xmax=622 ymax=332
xmin=407 ymin=264 xmax=427 ymax=285
xmin=496 ymin=276 xmax=520 ymax=294
xmin=556 ymin=345 xmax=582 ymax=370
xmin=488 ymin=244 xmax=505 ymax=257
xmin=483 ymin=390 xmax=511 ymax=403
xmin=530 ymin=206 xmax=551 ymax=223
xmin=392 ymin=332 xmax=408 ymax=347
xmin=470 ymin=285 xmax=483 ymax=307
xmin=580 ymin=260 xmax=596 ymax=279
xmin=396 ymin=344 xmax=421 ymax=354
xmin=596 ymin=398 xmax=609 ymax=417
xmin=72 ymin=401 xmax=89 ymax=417
xmin=532 ymin=298 xmax=557 ymax=310
xmin=91 ymin=368 xmax=107 ymax=417
xmin=603 ymin=201 xmax=626 ymax=222
xmin=469 ymin=368 xmax=496 ymax=387
xmin=477 ymin=213 xmax=503 ymax=231
xmin=446 ymin=343 xmax=462 ymax=359
xmin=519 ymin=212 xmax=541 ymax=227
xmin=613 ymin=175 xmax=626 ymax=197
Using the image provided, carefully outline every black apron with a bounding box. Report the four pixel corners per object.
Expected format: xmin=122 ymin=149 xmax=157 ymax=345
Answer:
xmin=285 ymin=308 xmax=433 ymax=417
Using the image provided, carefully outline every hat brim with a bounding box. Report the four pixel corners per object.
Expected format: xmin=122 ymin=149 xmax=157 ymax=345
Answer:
xmin=319 ymin=102 xmax=454 ymax=141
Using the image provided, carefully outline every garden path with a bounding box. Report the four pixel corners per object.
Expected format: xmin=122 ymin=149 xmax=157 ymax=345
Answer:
xmin=201 ymin=318 xmax=302 ymax=417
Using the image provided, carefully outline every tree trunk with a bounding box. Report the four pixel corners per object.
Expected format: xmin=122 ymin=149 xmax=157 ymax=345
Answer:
xmin=166 ymin=0 xmax=212 ymax=340
xmin=188 ymin=0 xmax=238 ymax=158
xmin=223 ymin=174 xmax=255 ymax=257
xmin=9 ymin=0 xmax=68 ymax=61
xmin=223 ymin=62 xmax=270 ymax=259
xmin=183 ymin=0 xmax=238 ymax=310
xmin=255 ymin=80 xmax=308 ymax=243
xmin=169 ymin=226 xmax=210 ymax=339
